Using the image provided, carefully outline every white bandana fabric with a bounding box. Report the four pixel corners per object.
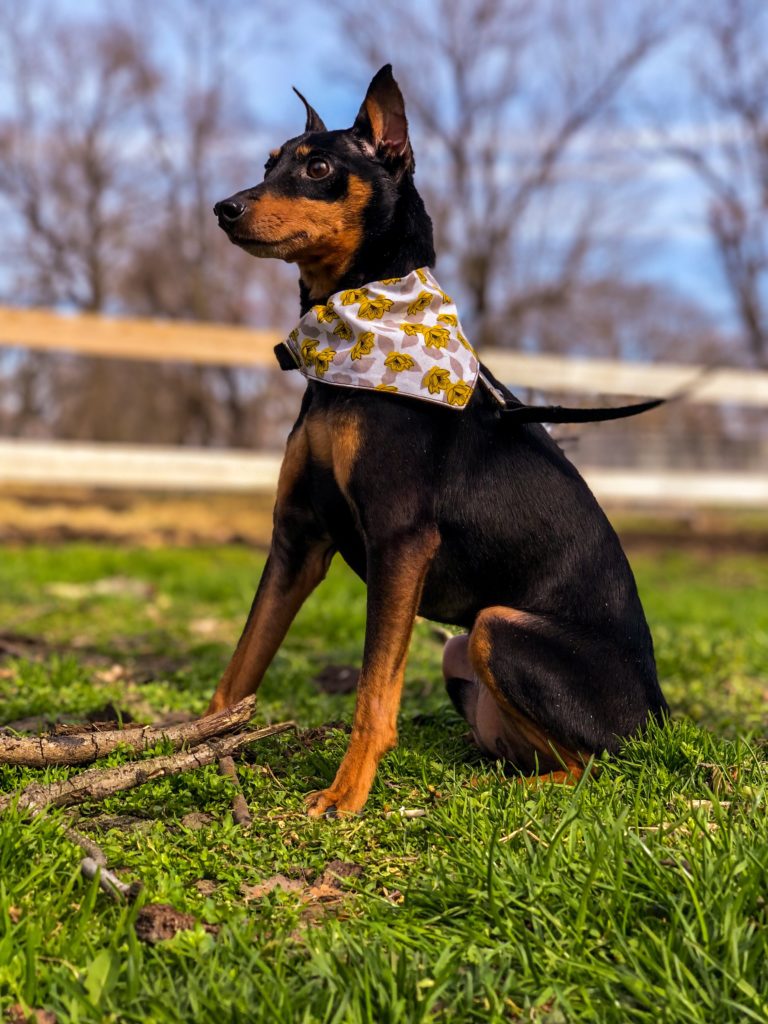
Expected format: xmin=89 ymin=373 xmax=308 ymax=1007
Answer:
xmin=283 ymin=268 xmax=480 ymax=409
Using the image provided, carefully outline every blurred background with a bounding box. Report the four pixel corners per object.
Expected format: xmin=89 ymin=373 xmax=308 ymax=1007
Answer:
xmin=0 ymin=0 xmax=766 ymax=544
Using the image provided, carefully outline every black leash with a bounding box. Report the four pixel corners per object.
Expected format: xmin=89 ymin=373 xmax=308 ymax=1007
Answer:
xmin=498 ymin=397 xmax=664 ymax=423
xmin=477 ymin=369 xmax=664 ymax=424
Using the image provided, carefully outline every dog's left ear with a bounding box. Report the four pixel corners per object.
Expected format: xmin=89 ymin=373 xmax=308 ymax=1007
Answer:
xmin=353 ymin=64 xmax=414 ymax=174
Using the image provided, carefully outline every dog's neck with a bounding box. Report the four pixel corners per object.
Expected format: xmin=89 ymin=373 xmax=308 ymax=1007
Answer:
xmin=298 ymin=175 xmax=435 ymax=315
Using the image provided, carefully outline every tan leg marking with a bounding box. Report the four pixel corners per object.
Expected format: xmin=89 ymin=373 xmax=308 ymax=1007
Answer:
xmin=468 ymin=606 xmax=587 ymax=780
xmin=306 ymin=526 xmax=441 ymax=816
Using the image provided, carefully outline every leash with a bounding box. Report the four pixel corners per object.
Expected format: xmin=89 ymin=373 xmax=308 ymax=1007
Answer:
xmin=478 ymin=369 xmax=664 ymax=424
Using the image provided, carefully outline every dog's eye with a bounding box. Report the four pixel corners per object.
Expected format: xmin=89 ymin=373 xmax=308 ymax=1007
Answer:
xmin=306 ymin=157 xmax=331 ymax=180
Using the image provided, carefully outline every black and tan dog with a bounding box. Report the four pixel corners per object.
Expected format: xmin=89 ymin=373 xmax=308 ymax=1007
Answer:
xmin=211 ymin=66 xmax=668 ymax=816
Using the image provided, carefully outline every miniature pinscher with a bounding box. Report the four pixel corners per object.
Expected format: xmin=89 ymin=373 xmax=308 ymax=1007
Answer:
xmin=210 ymin=65 xmax=668 ymax=816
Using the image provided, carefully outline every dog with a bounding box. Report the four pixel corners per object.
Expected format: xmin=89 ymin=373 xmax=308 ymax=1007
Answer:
xmin=210 ymin=65 xmax=668 ymax=816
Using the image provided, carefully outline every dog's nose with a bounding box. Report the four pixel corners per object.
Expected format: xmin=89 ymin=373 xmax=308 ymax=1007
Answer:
xmin=214 ymin=199 xmax=246 ymax=222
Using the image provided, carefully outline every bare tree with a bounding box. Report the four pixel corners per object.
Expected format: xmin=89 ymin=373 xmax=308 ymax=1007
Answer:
xmin=0 ymin=0 xmax=297 ymax=447
xmin=326 ymin=0 xmax=669 ymax=350
xmin=0 ymin=2 xmax=158 ymax=312
xmin=667 ymin=0 xmax=768 ymax=366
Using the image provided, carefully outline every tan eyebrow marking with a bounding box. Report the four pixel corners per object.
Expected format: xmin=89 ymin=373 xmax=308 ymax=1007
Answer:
xmin=269 ymin=148 xmax=282 ymax=160
xmin=295 ymin=144 xmax=312 ymax=158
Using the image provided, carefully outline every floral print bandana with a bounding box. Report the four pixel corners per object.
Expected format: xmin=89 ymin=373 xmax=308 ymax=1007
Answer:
xmin=279 ymin=268 xmax=480 ymax=410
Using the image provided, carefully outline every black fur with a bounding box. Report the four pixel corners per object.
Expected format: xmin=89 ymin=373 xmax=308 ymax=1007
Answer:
xmin=212 ymin=65 xmax=667 ymax=793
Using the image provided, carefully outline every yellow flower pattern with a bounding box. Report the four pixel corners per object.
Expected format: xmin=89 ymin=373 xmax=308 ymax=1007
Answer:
xmin=282 ymin=267 xmax=478 ymax=410
xmin=422 ymin=326 xmax=451 ymax=349
xmin=357 ymin=294 xmax=394 ymax=321
xmin=300 ymin=338 xmax=318 ymax=365
xmin=422 ymin=367 xmax=451 ymax=394
xmin=332 ymin=321 xmax=353 ymax=341
xmin=350 ymin=331 xmax=376 ymax=360
xmin=312 ymin=347 xmax=336 ymax=376
xmin=340 ymin=288 xmax=369 ymax=306
xmin=315 ymin=303 xmax=339 ymax=324
xmin=384 ymin=351 xmax=416 ymax=372
xmin=446 ymin=380 xmax=472 ymax=406
xmin=406 ymin=290 xmax=435 ymax=316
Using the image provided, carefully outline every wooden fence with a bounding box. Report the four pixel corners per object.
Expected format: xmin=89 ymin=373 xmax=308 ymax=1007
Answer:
xmin=1 ymin=304 xmax=767 ymax=507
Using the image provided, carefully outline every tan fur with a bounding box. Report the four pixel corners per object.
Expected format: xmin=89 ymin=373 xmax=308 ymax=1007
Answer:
xmin=459 ymin=606 xmax=587 ymax=778
xmin=241 ymin=175 xmax=371 ymax=299
xmin=305 ymin=409 xmax=361 ymax=497
xmin=306 ymin=525 xmax=441 ymax=816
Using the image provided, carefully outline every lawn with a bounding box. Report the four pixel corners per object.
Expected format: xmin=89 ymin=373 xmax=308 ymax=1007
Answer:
xmin=0 ymin=542 xmax=767 ymax=1023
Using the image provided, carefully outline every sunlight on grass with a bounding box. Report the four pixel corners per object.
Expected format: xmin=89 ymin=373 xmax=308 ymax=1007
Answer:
xmin=0 ymin=544 xmax=766 ymax=1022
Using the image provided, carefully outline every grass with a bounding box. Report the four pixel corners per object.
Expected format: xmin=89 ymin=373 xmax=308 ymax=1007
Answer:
xmin=0 ymin=543 xmax=767 ymax=1023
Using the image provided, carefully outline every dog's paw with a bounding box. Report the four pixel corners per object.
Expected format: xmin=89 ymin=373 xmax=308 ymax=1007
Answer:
xmin=305 ymin=787 xmax=365 ymax=818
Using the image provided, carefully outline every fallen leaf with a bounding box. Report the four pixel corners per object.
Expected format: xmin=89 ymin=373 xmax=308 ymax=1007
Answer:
xmin=181 ymin=812 xmax=214 ymax=830
xmin=318 ymin=860 xmax=363 ymax=886
xmin=134 ymin=903 xmax=218 ymax=944
xmin=8 ymin=906 xmax=22 ymax=923
xmin=194 ymin=880 xmax=218 ymax=897
xmin=241 ymin=875 xmax=305 ymax=901
xmin=242 ymin=861 xmax=363 ymax=907
xmin=5 ymin=1007 xmax=57 ymax=1024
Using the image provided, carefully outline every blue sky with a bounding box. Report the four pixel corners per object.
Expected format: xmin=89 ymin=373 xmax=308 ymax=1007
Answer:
xmin=6 ymin=0 xmax=739 ymax=331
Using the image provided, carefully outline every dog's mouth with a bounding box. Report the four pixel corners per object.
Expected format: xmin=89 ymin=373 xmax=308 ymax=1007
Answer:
xmin=222 ymin=228 xmax=308 ymax=258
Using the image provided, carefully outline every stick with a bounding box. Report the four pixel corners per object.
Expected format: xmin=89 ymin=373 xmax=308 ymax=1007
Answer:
xmin=80 ymin=856 xmax=143 ymax=902
xmin=0 ymin=695 xmax=258 ymax=767
xmin=218 ymin=755 xmax=252 ymax=827
xmin=0 ymin=721 xmax=296 ymax=814
xmin=62 ymin=822 xmax=144 ymax=901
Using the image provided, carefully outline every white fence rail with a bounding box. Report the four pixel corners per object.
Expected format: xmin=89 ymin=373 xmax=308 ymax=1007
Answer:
xmin=1 ymin=439 xmax=766 ymax=507
xmin=1 ymin=305 xmax=766 ymax=507
xmin=2 ymin=304 xmax=768 ymax=405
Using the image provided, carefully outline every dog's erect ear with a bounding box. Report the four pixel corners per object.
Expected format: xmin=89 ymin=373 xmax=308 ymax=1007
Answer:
xmin=353 ymin=64 xmax=414 ymax=173
xmin=292 ymin=86 xmax=327 ymax=133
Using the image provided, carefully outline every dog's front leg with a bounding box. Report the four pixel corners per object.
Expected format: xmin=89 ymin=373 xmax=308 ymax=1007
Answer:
xmin=306 ymin=524 xmax=440 ymax=817
xmin=207 ymin=426 xmax=334 ymax=714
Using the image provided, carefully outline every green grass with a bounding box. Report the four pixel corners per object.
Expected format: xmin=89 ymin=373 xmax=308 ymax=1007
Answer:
xmin=0 ymin=543 xmax=767 ymax=1023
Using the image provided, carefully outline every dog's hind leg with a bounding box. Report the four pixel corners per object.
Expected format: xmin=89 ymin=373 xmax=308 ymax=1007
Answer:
xmin=452 ymin=605 xmax=661 ymax=778
xmin=443 ymin=629 xmax=584 ymax=778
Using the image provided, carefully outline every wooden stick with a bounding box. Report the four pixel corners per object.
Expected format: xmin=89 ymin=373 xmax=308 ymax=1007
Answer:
xmin=218 ymin=755 xmax=252 ymax=827
xmin=0 ymin=695 xmax=257 ymax=767
xmin=1 ymin=721 xmax=296 ymax=814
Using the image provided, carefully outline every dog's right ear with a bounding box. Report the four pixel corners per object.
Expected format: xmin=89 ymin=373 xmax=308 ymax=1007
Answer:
xmin=292 ymin=86 xmax=327 ymax=133
xmin=353 ymin=64 xmax=414 ymax=173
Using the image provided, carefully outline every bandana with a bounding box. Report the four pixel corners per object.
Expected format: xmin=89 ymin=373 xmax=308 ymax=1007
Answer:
xmin=274 ymin=268 xmax=665 ymax=424
xmin=278 ymin=268 xmax=479 ymax=409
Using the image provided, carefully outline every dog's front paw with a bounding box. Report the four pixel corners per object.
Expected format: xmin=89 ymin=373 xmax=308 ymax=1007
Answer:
xmin=305 ymin=786 xmax=365 ymax=818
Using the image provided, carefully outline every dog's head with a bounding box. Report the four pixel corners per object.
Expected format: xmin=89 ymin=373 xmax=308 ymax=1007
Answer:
xmin=214 ymin=65 xmax=431 ymax=302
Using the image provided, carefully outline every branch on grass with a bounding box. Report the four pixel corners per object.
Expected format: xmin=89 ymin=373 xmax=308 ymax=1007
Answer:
xmin=0 ymin=721 xmax=296 ymax=815
xmin=0 ymin=695 xmax=258 ymax=767
xmin=218 ymin=755 xmax=252 ymax=826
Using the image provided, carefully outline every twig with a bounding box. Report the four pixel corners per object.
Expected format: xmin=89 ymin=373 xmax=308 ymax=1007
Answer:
xmin=218 ymin=755 xmax=252 ymax=826
xmin=61 ymin=821 xmax=144 ymax=901
xmin=1 ymin=721 xmax=296 ymax=814
xmin=0 ymin=695 xmax=258 ymax=767
xmin=80 ymin=856 xmax=143 ymax=902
